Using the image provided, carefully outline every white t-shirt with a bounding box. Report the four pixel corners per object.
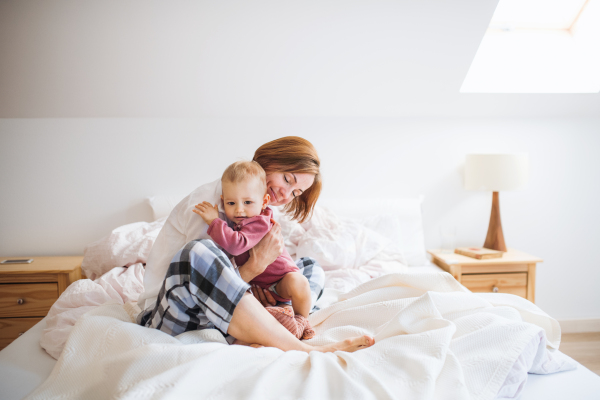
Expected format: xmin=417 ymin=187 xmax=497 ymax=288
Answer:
xmin=138 ymin=179 xmax=228 ymax=310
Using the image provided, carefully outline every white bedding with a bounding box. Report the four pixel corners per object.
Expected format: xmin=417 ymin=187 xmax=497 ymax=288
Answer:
xmin=40 ymin=264 xmax=145 ymax=359
xmin=3 ymin=292 xmax=600 ymax=400
xmin=24 ymin=271 xmax=576 ymax=400
xmin=39 ymin=205 xmax=411 ymax=360
xmin=0 ymin=319 xmax=56 ymax=400
xmin=2 ymin=199 xmax=598 ymax=399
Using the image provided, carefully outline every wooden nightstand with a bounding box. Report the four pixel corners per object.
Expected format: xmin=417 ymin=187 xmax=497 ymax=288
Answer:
xmin=0 ymin=256 xmax=84 ymax=349
xmin=427 ymin=249 xmax=542 ymax=303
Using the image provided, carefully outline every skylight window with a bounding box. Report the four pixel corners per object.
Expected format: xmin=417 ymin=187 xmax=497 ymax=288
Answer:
xmin=461 ymin=0 xmax=600 ymax=93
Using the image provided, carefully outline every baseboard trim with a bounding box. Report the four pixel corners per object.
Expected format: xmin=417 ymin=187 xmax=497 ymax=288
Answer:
xmin=558 ymin=318 xmax=600 ymax=333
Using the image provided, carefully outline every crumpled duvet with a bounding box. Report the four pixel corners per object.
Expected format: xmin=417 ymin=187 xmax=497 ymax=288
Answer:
xmin=276 ymin=206 xmax=409 ymax=292
xmin=29 ymin=272 xmax=576 ymax=400
xmin=40 ymin=264 xmax=145 ymax=359
xmin=283 ymin=206 xmax=407 ymax=270
xmin=40 ymin=217 xmax=167 ymax=359
xmin=81 ymin=217 xmax=165 ymax=280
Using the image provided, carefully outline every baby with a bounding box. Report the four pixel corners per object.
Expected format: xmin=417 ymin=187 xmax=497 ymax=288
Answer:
xmin=193 ymin=160 xmax=314 ymax=340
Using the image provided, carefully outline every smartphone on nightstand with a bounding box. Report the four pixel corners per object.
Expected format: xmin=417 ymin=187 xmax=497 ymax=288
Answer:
xmin=1 ymin=259 xmax=34 ymax=264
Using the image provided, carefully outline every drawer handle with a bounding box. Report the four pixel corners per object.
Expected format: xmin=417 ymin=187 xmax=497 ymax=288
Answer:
xmin=492 ymin=287 xmax=499 ymax=293
xmin=17 ymin=298 xmax=25 ymax=305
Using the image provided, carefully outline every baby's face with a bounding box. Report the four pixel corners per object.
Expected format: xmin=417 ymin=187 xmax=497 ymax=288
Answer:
xmin=221 ymin=178 xmax=269 ymax=224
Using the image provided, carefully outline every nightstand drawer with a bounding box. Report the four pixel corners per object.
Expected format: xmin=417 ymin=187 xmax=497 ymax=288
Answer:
xmin=461 ymin=273 xmax=527 ymax=297
xmin=0 ymin=317 xmax=43 ymax=348
xmin=0 ymin=283 xmax=58 ymax=317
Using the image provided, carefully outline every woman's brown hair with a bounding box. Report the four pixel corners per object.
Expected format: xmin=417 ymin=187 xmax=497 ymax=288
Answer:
xmin=253 ymin=136 xmax=321 ymax=223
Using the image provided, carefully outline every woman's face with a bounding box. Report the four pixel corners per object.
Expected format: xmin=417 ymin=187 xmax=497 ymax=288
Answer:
xmin=265 ymin=172 xmax=315 ymax=206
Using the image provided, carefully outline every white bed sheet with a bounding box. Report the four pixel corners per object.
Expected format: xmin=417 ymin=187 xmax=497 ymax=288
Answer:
xmin=2 ymin=268 xmax=600 ymax=400
xmin=523 ymin=367 xmax=600 ymax=399
xmin=0 ymin=319 xmax=55 ymax=400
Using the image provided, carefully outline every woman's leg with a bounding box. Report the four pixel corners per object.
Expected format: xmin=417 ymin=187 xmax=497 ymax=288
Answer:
xmin=228 ymin=292 xmax=374 ymax=353
xmin=231 ymin=258 xmax=374 ymax=353
xmin=138 ymin=239 xmax=250 ymax=338
xmin=250 ymin=257 xmax=324 ymax=310
xmin=140 ymin=241 xmax=374 ymax=352
xmin=296 ymin=257 xmax=325 ymax=312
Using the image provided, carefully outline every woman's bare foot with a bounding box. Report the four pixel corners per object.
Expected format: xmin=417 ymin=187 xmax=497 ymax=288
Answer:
xmin=233 ymin=339 xmax=265 ymax=348
xmin=311 ymin=335 xmax=375 ymax=353
xmin=234 ymin=335 xmax=373 ymax=353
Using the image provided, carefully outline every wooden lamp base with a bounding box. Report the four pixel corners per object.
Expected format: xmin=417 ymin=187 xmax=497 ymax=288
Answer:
xmin=483 ymin=191 xmax=507 ymax=252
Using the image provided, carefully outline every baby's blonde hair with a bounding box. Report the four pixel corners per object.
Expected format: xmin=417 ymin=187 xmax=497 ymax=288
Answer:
xmin=222 ymin=160 xmax=267 ymax=191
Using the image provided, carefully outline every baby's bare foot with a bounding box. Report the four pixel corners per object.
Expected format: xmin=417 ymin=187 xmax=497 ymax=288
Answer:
xmin=314 ymin=335 xmax=375 ymax=353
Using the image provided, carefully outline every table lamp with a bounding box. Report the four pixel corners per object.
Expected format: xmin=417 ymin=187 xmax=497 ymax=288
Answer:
xmin=464 ymin=154 xmax=529 ymax=252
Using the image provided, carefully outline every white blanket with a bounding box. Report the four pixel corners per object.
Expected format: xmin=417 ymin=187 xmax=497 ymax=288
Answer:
xmin=40 ymin=264 xmax=145 ymax=359
xmin=27 ymin=271 xmax=574 ymax=400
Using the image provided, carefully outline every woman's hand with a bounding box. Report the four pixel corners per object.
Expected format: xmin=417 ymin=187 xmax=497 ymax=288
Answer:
xmin=192 ymin=202 xmax=219 ymax=225
xmin=238 ymin=219 xmax=284 ymax=285
xmin=251 ymin=218 xmax=284 ymax=265
xmin=248 ymin=219 xmax=283 ymax=307
xmin=251 ymin=285 xmax=277 ymax=307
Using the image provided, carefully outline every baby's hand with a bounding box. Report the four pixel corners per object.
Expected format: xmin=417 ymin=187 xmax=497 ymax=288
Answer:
xmin=193 ymin=202 xmax=219 ymax=225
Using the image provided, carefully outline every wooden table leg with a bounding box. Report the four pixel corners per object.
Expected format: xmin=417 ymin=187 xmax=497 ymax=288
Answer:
xmin=527 ymin=263 xmax=536 ymax=303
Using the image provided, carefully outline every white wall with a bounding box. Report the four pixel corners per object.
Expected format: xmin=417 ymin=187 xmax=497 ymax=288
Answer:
xmin=1 ymin=0 xmax=598 ymax=324
xmin=2 ymin=0 xmax=600 ymax=118
xmin=1 ymin=117 xmax=599 ymax=320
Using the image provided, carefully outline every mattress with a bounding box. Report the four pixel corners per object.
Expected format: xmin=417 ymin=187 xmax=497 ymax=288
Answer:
xmin=1 ymin=277 xmax=600 ymax=400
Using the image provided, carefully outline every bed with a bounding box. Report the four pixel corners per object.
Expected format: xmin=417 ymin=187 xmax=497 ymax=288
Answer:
xmin=2 ymin=318 xmax=599 ymax=400
xmin=1 ymin=197 xmax=599 ymax=400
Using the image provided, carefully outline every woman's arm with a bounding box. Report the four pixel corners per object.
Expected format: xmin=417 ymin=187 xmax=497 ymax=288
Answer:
xmin=238 ymin=219 xmax=284 ymax=283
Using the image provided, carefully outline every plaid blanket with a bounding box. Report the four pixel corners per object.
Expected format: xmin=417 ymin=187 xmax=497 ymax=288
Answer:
xmin=138 ymin=239 xmax=324 ymax=342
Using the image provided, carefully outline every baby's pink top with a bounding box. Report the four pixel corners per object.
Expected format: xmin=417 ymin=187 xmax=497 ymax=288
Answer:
xmin=206 ymin=207 xmax=298 ymax=291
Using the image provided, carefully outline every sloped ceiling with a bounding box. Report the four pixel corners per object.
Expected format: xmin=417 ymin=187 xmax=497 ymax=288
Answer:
xmin=0 ymin=0 xmax=598 ymax=117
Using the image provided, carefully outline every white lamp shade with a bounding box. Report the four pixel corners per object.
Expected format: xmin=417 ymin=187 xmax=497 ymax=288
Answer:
xmin=465 ymin=154 xmax=529 ymax=191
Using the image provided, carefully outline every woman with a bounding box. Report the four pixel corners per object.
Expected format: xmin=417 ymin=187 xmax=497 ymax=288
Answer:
xmin=137 ymin=137 xmax=374 ymax=353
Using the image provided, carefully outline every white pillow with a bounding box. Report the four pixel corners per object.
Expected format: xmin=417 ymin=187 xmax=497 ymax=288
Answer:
xmin=316 ymin=198 xmax=427 ymax=266
xmin=81 ymin=218 xmax=166 ymax=280
xmin=146 ymin=195 xmax=187 ymax=221
xmin=295 ymin=206 xmax=392 ymax=270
